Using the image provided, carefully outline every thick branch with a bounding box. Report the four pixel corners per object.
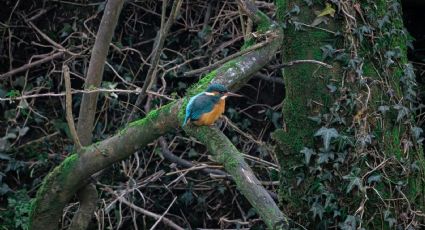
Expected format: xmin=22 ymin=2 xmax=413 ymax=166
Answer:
xmin=67 ymin=184 xmax=98 ymax=230
xmin=30 ymin=101 xmax=182 ymax=230
xmin=184 ymin=127 xmax=288 ymax=229
xmin=74 ymin=0 xmax=125 ymax=229
xmin=76 ymin=0 xmax=125 ymax=145
xmin=30 ymin=1 xmax=284 ymax=229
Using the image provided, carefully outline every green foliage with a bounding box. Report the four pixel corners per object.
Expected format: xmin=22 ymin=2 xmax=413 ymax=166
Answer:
xmin=274 ymin=0 xmax=425 ymax=228
xmin=0 ymin=190 xmax=32 ymax=230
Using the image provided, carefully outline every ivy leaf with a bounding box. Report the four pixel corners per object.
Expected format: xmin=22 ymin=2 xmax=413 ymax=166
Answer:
xmin=339 ymin=215 xmax=357 ymax=230
xmin=378 ymin=105 xmax=390 ymax=114
xmin=290 ymin=4 xmax=300 ymax=14
xmin=411 ymin=126 xmax=423 ymax=141
xmin=367 ymin=174 xmax=381 ymax=184
xmin=317 ymin=152 xmax=334 ymax=164
xmin=327 ymin=84 xmax=337 ymax=93
xmin=188 ymin=149 xmax=198 ymax=158
xmin=310 ymin=202 xmax=324 ymax=220
xmin=18 ymin=127 xmax=30 ymax=137
xmin=318 ymin=3 xmax=336 ymax=17
xmin=314 ymin=127 xmax=339 ymax=151
xmin=393 ymin=104 xmax=410 ymax=122
xmin=343 ymin=175 xmax=362 ymax=193
xmin=0 ymin=153 xmax=11 ymax=160
xmin=300 ymin=147 xmax=315 ymax=164
xmin=384 ymin=210 xmax=397 ymax=227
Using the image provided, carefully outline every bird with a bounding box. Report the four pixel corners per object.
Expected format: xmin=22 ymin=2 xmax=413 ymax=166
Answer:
xmin=183 ymin=84 xmax=242 ymax=126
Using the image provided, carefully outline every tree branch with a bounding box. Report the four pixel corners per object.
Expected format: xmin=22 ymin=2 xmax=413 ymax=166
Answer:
xmin=72 ymin=0 xmax=125 ymax=229
xmin=0 ymin=52 xmax=64 ymax=80
xmin=63 ymin=65 xmax=82 ymax=151
xmin=76 ymin=0 xmax=125 ymax=145
xmin=30 ymin=1 xmax=285 ymax=229
xmin=184 ymin=126 xmax=288 ymax=229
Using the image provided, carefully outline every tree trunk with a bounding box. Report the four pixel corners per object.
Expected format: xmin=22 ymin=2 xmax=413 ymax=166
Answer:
xmin=274 ymin=0 xmax=425 ymax=228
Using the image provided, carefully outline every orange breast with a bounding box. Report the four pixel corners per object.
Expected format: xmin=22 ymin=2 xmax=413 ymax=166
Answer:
xmin=194 ymin=99 xmax=225 ymax=126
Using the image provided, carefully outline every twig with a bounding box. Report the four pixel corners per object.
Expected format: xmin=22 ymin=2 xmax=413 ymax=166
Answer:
xmin=272 ymin=59 xmax=333 ymax=69
xmin=0 ymin=52 xmax=64 ymax=80
xmin=16 ymin=131 xmax=60 ymax=150
xmin=295 ymin=22 xmax=337 ymax=35
xmin=107 ymin=188 xmax=184 ymax=230
xmin=149 ymin=196 xmax=177 ymax=230
xmin=128 ymin=0 xmax=183 ymax=122
xmin=0 ymin=88 xmax=175 ymax=101
xmin=159 ymin=137 xmax=231 ymax=178
xmin=63 ymin=65 xmax=82 ymax=150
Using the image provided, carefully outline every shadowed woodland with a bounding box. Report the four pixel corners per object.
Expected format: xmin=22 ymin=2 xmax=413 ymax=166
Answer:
xmin=1 ymin=0 xmax=425 ymax=229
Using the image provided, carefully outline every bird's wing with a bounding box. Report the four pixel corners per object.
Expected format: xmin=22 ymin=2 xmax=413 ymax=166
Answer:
xmin=183 ymin=93 xmax=200 ymax=125
xmin=187 ymin=93 xmax=216 ymax=120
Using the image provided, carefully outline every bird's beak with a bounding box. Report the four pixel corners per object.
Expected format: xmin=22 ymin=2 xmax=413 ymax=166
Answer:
xmin=225 ymin=92 xmax=243 ymax=97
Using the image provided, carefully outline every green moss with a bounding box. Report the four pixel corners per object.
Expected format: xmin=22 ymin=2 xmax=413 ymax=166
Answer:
xmin=222 ymin=59 xmax=238 ymax=69
xmin=61 ymin=153 xmax=79 ymax=176
xmin=255 ymin=11 xmax=272 ymax=33
xmin=241 ymin=38 xmax=255 ymax=50
xmin=272 ymin=0 xmax=342 ymax=218
xmin=178 ymin=98 xmax=189 ymax=124
xmin=29 ymin=153 xmax=79 ymax=226
xmin=275 ymin=0 xmax=286 ymax=22
xmin=187 ymin=70 xmax=218 ymax=96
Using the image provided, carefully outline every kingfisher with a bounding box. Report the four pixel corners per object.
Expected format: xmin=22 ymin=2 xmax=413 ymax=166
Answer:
xmin=183 ymin=84 xmax=242 ymax=126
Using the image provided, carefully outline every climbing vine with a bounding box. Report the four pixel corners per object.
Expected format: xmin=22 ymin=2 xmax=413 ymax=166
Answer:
xmin=274 ymin=0 xmax=424 ymax=228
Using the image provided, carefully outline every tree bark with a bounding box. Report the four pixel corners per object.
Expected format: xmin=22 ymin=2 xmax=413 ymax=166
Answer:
xmin=73 ymin=0 xmax=125 ymax=229
xmin=274 ymin=0 xmax=425 ymax=228
xmin=185 ymin=126 xmax=288 ymax=229
xmin=76 ymin=0 xmax=125 ymax=145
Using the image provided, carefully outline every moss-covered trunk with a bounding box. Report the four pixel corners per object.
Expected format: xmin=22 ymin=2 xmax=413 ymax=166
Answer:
xmin=274 ymin=0 xmax=425 ymax=228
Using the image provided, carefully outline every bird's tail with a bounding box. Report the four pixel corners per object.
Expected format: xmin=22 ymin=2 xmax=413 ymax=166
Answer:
xmin=182 ymin=116 xmax=189 ymax=127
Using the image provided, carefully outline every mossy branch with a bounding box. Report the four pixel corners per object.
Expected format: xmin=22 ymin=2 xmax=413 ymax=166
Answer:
xmin=185 ymin=126 xmax=289 ymax=229
xmin=29 ymin=1 xmax=284 ymax=229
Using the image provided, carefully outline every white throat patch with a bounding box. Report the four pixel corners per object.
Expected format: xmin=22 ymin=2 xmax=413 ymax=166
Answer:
xmin=220 ymin=95 xmax=228 ymax=99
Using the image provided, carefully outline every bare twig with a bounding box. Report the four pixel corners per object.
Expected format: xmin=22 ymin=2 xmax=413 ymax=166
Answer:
xmin=159 ymin=137 xmax=231 ymax=178
xmin=128 ymin=0 xmax=183 ymax=122
xmin=107 ymin=188 xmax=184 ymax=230
xmin=0 ymin=88 xmax=175 ymax=102
xmin=63 ymin=65 xmax=82 ymax=150
xmin=272 ymin=59 xmax=333 ymax=69
xmin=149 ymin=196 xmax=178 ymax=230
xmin=0 ymin=52 xmax=64 ymax=80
